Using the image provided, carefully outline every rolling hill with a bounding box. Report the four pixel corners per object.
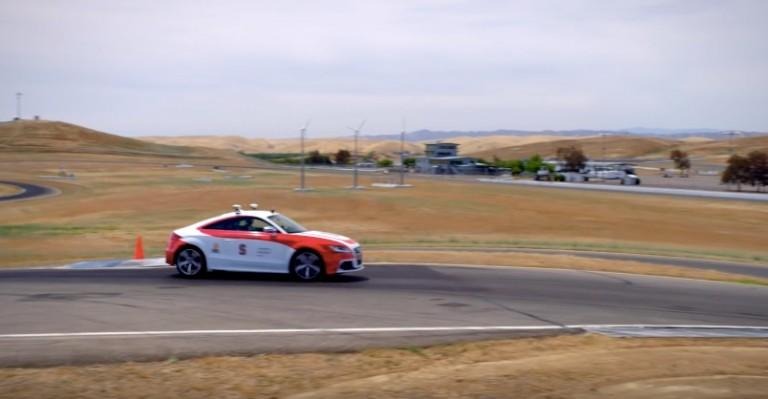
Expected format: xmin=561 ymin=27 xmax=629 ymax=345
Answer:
xmin=0 ymin=120 xmax=242 ymax=161
xmin=467 ymin=136 xmax=677 ymax=160
xmin=5 ymin=119 xmax=763 ymax=168
xmin=139 ymin=134 xmax=575 ymax=159
xmin=677 ymin=135 xmax=768 ymax=161
xmin=443 ymin=135 xmax=581 ymax=154
xmin=140 ymin=135 xmax=426 ymax=158
xmin=466 ymin=134 xmax=768 ymax=162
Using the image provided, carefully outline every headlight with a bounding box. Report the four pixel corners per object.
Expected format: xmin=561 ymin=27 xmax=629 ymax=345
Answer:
xmin=327 ymin=245 xmax=353 ymax=253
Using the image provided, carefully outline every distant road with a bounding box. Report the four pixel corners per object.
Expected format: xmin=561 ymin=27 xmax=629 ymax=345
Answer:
xmin=478 ymin=178 xmax=768 ymax=202
xmin=0 ymin=181 xmax=57 ymax=202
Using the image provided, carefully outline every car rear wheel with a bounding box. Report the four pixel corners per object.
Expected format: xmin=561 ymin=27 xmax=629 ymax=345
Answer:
xmin=176 ymin=247 xmax=207 ymax=278
xmin=291 ymin=250 xmax=324 ymax=281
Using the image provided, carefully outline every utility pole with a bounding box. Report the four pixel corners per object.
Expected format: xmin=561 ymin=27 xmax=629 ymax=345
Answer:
xmin=294 ymin=121 xmax=312 ymax=192
xmin=15 ymin=92 xmax=22 ymax=120
xmin=399 ymin=122 xmax=406 ymax=186
xmin=725 ymin=131 xmax=740 ymax=155
xmin=347 ymin=120 xmax=366 ymax=189
xmin=601 ymin=133 xmax=606 ymax=161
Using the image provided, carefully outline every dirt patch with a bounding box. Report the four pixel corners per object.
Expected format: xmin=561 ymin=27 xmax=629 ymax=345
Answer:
xmin=0 ymin=183 xmax=22 ymax=197
xmin=1 ymin=335 xmax=767 ymax=399
xmin=584 ymin=375 xmax=768 ymax=399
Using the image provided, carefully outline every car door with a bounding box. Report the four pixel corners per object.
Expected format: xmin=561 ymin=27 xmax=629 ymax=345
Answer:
xmin=199 ymin=217 xmax=251 ymax=271
xmin=238 ymin=218 xmax=292 ymax=273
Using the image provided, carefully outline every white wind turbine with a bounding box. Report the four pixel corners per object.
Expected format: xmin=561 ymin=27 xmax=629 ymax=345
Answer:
xmin=347 ymin=120 xmax=366 ymax=189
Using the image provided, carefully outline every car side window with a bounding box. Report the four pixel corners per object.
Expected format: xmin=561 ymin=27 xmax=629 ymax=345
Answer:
xmin=244 ymin=218 xmax=271 ymax=232
xmin=205 ymin=217 xmax=247 ymax=231
xmin=204 ymin=217 xmax=272 ymax=232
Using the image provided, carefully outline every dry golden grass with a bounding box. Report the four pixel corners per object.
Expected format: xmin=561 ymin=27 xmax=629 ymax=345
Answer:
xmin=678 ymin=135 xmax=768 ymax=163
xmin=140 ymin=131 xmax=768 ymax=166
xmin=0 ymin=155 xmax=766 ymax=268
xmin=140 ymin=135 xmax=425 ymax=157
xmin=0 ymin=120 xmax=247 ymax=162
xmin=469 ymin=135 xmax=677 ymax=160
xmin=366 ymin=251 xmax=768 ymax=285
xmin=437 ymin=134 xmax=578 ymax=154
xmin=139 ymin=134 xmax=576 ymax=159
xmin=2 ymin=335 xmax=767 ymax=399
xmin=466 ymin=134 xmax=768 ymax=163
xmin=679 ymin=136 xmax=715 ymax=143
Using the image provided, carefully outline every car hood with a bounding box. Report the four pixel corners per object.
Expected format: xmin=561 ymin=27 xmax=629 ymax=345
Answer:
xmin=295 ymin=230 xmax=358 ymax=246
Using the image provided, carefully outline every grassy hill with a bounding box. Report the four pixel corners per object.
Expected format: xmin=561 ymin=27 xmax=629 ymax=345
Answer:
xmin=0 ymin=120 xmax=241 ymax=161
xmin=444 ymin=135 xmax=579 ymax=154
xmin=678 ymin=135 xmax=768 ymax=161
xmin=467 ymin=134 xmax=768 ymax=162
xmin=467 ymin=135 xmax=676 ymax=160
xmin=140 ymin=135 xmax=425 ymax=158
xmin=139 ymin=130 xmax=768 ymax=164
xmin=139 ymin=134 xmax=574 ymax=159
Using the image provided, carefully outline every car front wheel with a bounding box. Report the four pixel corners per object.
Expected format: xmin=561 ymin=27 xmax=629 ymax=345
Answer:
xmin=291 ymin=250 xmax=324 ymax=281
xmin=176 ymin=247 xmax=207 ymax=278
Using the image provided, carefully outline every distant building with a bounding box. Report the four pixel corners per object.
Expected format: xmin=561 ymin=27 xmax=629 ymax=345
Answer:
xmin=424 ymin=142 xmax=459 ymax=157
xmin=416 ymin=142 xmax=498 ymax=175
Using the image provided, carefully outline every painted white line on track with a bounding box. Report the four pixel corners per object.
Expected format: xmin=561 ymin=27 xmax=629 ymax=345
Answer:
xmin=0 ymin=326 xmax=563 ymax=339
xmin=2 ymin=325 xmax=768 ymax=339
xmin=571 ymin=324 xmax=768 ymax=330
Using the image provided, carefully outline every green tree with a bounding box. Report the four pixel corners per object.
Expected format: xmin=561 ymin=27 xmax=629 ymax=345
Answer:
xmin=670 ymin=150 xmax=691 ymax=176
xmin=334 ymin=149 xmax=351 ymax=165
xmin=747 ymin=150 xmax=768 ymax=191
xmin=306 ymin=150 xmax=331 ymax=165
xmin=363 ymin=151 xmax=378 ymax=162
xmin=721 ymin=154 xmax=750 ymax=191
xmin=403 ymin=157 xmax=416 ymax=168
xmin=525 ymin=154 xmax=545 ymax=173
xmin=490 ymin=158 xmax=525 ymax=175
xmin=556 ymin=146 xmax=588 ymax=172
xmin=377 ymin=159 xmax=393 ymax=168
xmin=509 ymin=159 xmax=524 ymax=175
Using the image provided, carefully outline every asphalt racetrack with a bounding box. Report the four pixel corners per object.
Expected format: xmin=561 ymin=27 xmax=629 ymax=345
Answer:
xmin=1 ymin=264 xmax=767 ymax=366
xmin=0 ymin=180 xmax=57 ymax=202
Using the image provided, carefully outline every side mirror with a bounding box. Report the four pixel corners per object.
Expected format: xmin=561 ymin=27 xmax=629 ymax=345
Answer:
xmin=263 ymin=226 xmax=278 ymax=234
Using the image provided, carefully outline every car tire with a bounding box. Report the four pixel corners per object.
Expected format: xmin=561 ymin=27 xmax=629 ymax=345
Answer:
xmin=175 ymin=246 xmax=207 ymax=278
xmin=290 ymin=250 xmax=325 ymax=282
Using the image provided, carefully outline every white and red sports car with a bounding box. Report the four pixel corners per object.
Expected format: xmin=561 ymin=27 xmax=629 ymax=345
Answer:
xmin=165 ymin=205 xmax=363 ymax=281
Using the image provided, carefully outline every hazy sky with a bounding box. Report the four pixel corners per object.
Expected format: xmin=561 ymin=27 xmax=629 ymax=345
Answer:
xmin=1 ymin=0 xmax=766 ymax=137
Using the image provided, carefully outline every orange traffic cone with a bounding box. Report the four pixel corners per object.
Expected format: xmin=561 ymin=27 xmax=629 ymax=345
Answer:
xmin=133 ymin=235 xmax=145 ymax=260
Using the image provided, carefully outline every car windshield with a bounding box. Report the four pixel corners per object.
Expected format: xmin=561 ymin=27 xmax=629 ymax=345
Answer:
xmin=268 ymin=214 xmax=307 ymax=234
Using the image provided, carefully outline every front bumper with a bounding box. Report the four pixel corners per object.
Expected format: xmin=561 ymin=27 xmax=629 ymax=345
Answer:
xmin=337 ymin=259 xmax=365 ymax=273
xmin=335 ymin=246 xmax=364 ymax=274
